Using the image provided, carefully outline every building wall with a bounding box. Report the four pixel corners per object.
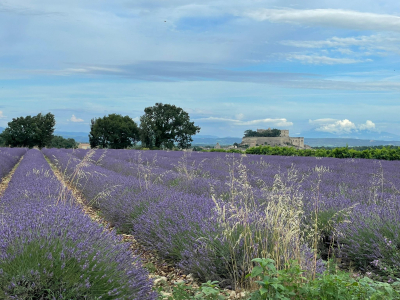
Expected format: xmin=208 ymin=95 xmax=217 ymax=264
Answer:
xmin=280 ymin=130 xmax=289 ymax=137
xmin=78 ymin=143 xmax=91 ymax=149
xmin=241 ymin=137 xmax=292 ymax=148
xmin=289 ymin=137 xmax=304 ymax=148
xmin=241 ymin=133 xmax=305 ymax=148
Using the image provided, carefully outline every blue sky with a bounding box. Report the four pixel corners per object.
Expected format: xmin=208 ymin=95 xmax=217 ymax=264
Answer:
xmin=1 ymin=0 xmax=400 ymax=138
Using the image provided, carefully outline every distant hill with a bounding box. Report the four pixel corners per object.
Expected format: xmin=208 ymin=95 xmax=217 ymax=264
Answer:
xmin=192 ymin=135 xmax=242 ymax=146
xmin=54 ymin=131 xmax=89 ymax=143
xmin=305 ymin=138 xmax=400 ymax=147
xmin=300 ymin=130 xmax=400 ymax=141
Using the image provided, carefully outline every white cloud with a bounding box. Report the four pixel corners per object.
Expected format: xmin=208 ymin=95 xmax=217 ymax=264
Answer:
xmin=316 ymin=119 xmax=357 ymax=133
xmin=287 ymin=54 xmax=364 ymax=65
xmin=282 ymin=36 xmax=380 ymax=49
xmin=0 ymin=111 xmax=6 ymax=119
xmin=68 ymin=114 xmax=84 ymax=122
xmin=196 ymin=117 xmax=293 ymax=127
xmin=245 ymin=9 xmax=400 ymax=32
xmin=358 ymin=120 xmax=376 ymax=130
xmin=281 ymin=34 xmax=400 ymax=57
xmin=310 ymin=118 xmax=377 ymax=133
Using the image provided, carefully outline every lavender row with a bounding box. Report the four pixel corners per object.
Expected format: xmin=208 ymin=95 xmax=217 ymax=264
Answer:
xmin=42 ymin=148 xmax=222 ymax=262
xmin=0 ymin=147 xmax=27 ymax=181
xmin=66 ymin=149 xmax=400 ymax=220
xmin=0 ymin=149 xmax=155 ymax=299
xmin=63 ymin=148 xmax=236 ymax=202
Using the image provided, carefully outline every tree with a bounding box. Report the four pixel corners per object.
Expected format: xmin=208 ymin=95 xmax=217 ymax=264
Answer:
xmin=89 ymin=114 xmax=139 ymax=149
xmin=49 ymin=136 xmax=78 ymax=149
xmin=0 ymin=113 xmax=55 ymax=148
xmin=243 ymin=128 xmax=281 ymax=138
xmin=0 ymin=132 xmax=5 ymax=147
xmin=34 ymin=113 xmax=56 ymax=148
xmin=139 ymin=103 xmax=200 ymax=149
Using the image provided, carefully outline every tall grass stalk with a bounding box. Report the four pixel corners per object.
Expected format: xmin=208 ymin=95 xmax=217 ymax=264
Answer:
xmin=211 ymin=155 xmax=307 ymax=290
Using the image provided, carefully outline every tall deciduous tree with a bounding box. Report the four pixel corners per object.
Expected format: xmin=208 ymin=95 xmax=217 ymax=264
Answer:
xmin=89 ymin=114 xmax=139 ymax=149
xmin=34 ymin=113 xmax=57 ymax=148
xmin=0 ymin=113 xmax=55 ymax=148
xmin=139 ymin=103 xmax=200 ymax=149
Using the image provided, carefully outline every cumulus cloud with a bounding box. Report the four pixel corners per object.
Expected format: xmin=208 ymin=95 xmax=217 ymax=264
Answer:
xmin=316 ymin=119 xmax=357 ymax=133
xmin=245 ymin=9 xmax=400 ymax=32
xmin=196 ymin=117 xmax=293 ymax=127
xmin=0 ymin=110 xmax=6 ymax=119
xmin=68 ymin=114 xmax=84 ymax=122
xmin=309 ymin=118 xmax=376 ymax=133
xmin=358 ymin=120 xmax=376 ymax=130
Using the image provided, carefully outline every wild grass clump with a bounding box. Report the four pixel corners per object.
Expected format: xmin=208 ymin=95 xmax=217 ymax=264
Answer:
xmin=205 ymin=156 xmax=325 ymax=290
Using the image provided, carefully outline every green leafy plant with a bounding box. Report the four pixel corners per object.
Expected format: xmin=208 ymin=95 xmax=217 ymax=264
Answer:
xmin=157 ymin=281 xmax=228 ymax=300
xmin=194 ymin=281 xmax=228 ymax=299
xmin=248 ymin=257 xmax=400 ymax=300
xmin=246 ymin=258 xmax=306 ymax=300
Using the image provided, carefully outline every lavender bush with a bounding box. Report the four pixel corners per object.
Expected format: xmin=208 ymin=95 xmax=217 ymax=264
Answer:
xmin=0 ymin=149 xmax=155 ymax=299
xmin=0 ymin=147 xmax=26 ymax=181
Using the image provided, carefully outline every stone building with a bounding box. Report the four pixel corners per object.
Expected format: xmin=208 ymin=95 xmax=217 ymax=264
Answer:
xmin=78 ymin=143 xmax=91 ymax=149
xmin=241 ymin=128 xmax=305 ymax=148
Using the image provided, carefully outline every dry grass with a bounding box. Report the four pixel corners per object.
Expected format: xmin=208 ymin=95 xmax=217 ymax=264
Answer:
xmin=210 ymin=155 xmax=308 ymax=290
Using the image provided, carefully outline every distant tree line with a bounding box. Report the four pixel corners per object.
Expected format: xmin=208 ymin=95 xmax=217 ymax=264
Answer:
xmin=313 ymin=145 xmax=399 ymax=151
xmin=49 ymin=136 xmax=79 ymax=149
xmin=246 ymin=145 xmax=400 ymax=160
xmin=244 ymin=129 xmax=281 ymax=137
xmin=0 ymin=103 xmax=200 ymax=150
xmin=201 ymin=145 xmax=400 ymax=160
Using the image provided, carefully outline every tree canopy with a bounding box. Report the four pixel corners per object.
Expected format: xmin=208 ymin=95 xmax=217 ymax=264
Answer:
xmin=0 ymin=113 xmax=55 ymax=148
xmin=243 ymin=129 xmax=281 ymax=138
xmin=49 ymin=136 xmax=78 ymax=149
xmin=139 ymin=103 xmax=200 ymax=149
xmin=89 ymin=114 xmax=140 ymax=149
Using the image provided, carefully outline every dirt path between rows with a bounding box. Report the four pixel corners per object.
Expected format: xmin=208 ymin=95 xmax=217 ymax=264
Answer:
xmin=43 ymin=153 xmax=198 ymax=296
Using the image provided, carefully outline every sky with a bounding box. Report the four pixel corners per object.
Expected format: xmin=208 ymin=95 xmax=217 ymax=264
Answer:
xmin=1 ymin=0 xmax=400 ymax=138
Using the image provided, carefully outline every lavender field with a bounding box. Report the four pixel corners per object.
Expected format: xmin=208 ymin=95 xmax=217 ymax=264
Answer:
xmin=0 ymin=149 xmax=155 ymax=299
xmin=2 ymin=147 xmax=400 ymax=298
xmin=41 ymin=148 xmax=400 ymax=287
